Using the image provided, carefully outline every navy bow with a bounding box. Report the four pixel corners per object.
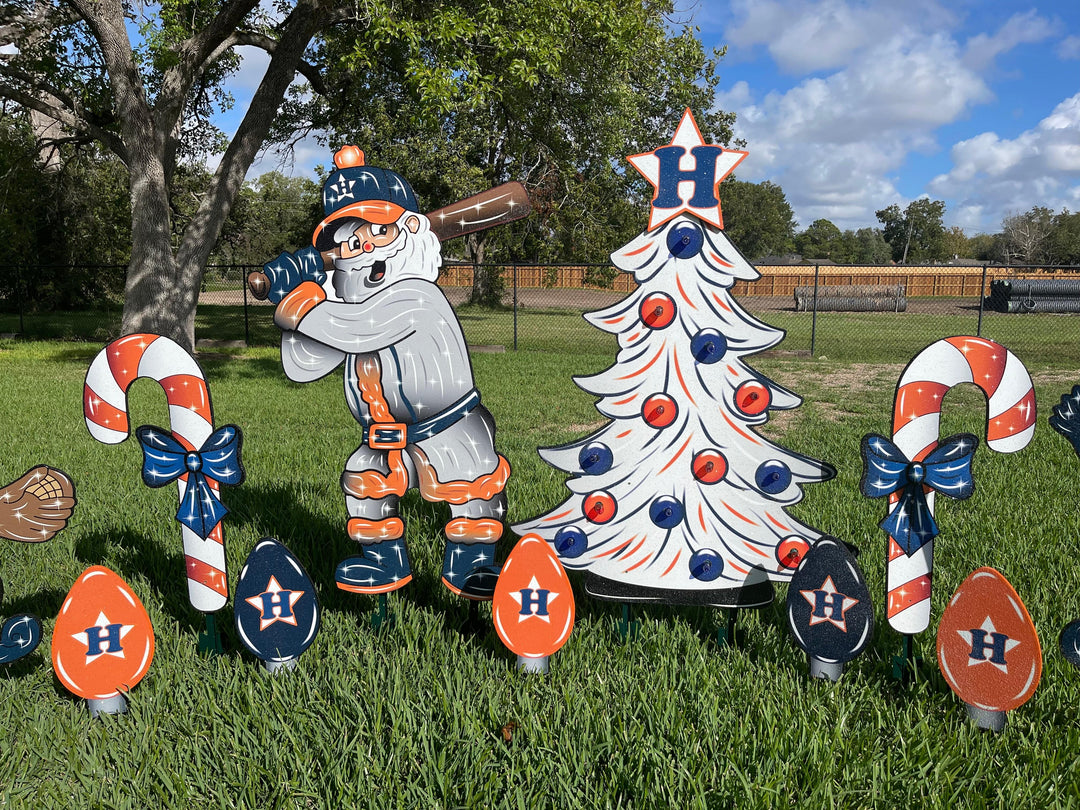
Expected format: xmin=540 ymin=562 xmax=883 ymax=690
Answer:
xmin=860 ymin=433 xmax=977 ymax=555
xmin=1049 ymin=384 xmax=1080 ymax=458
xmin=136 ymin=425 xmax=245 ymax=539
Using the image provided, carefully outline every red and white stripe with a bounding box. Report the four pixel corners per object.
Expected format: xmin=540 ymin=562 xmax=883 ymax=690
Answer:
xmin=886 ymin=336 xmax=1035 ymax=635
xmin=84 ymin=334 xmax=228 ymax=613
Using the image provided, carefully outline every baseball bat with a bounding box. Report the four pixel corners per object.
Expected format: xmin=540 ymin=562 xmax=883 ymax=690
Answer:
xmin=248 ymin=182 xmax=531 ymax=299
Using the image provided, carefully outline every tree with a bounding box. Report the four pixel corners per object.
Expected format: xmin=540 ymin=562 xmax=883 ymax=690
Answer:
xmin=967 ymin=233 xmax=1001 ymax=263
xmin=795 ymin=218 xmax=843 ymax=261
xmin=1000 ymin=206 xmax=1056 ymax=266
xmin=0 ymin=112 xmax=130 ymax=310
xmin=215 ymin=171 xmax=321 ymax=266
xmin=875 ymin=199 xmax=948 ymax=264
xmin=514 ymin=210 xmax=834 ymax=605
xmin=850 ymin=227 xmax=891 ymax=264
xmin=299 ymin=0 xmax=734 ymax=305
xmin=1 ymin=0 xmax=357 ymax=349
xmin=942 ymin=225 xmax=971 ymax=260
xmin=1051 ymin=210 xmax=1080 ymax=266
xmin=718 ymin=179 xmax=795 ymax=260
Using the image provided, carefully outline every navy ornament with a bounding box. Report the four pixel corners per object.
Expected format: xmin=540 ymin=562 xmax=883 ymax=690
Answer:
xmin=234 ymin=538 xmax=321 ymax=671
xmin=786 ymin=536 xmax=874 ymax=681
xmin=689 ymin=549 xmax=723 ymax=582
xmin=579 ymin=442 xmax=613 ymax=475
xmin=554 ymin=526 xmax=589 ymax=558
xmin=691 ymin=329 xmax=727 ymax=364
xmin=756 ymin=460 xmax=791 ymax=495
xmin=1061 ymin=620 xmax=1080 ymax=670
xmin=667 ymin=222 xmax=704 ymax=258
xmin=649 ymin=496 xmax=684 ymax=529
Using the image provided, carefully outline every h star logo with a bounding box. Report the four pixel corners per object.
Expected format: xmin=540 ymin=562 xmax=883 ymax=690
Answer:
xmin=800 ymin=577 xmax=859 ymax=632
xmin=72 ymin=612 xmax=133 ymax=662
xmin=510 ymin=576 xmax=559 ymax=624
xmin=244 ymin=576 xmax=304 ymax=631
xmin=958 ymin=616 xmax=1019 ymax=674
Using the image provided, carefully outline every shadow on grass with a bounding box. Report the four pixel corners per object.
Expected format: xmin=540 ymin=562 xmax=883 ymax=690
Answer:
xmin=228 ymin=483 xmax=502 ymax=651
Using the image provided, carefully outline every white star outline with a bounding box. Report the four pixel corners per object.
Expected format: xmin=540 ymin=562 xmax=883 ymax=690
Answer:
xmin=627 ymin=109 xmax=746 ymax=230
xmin=509 ymin=576 xmax=559 ymax=624
xmin=957 ymin=616 xmax=1020 ymax=674
xmin=72 ymin=611 xmax=134 ymax=663
xmin=800 ymin=576 xmax=858 ymax=632
xmin=244 ymin=575 xmax=304 ymax=631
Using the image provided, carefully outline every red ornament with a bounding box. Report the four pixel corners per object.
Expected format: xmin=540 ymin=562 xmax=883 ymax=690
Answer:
xmin=692 ymin=449 xmax=727 ymax=484
xmin=735 ymin=381 xmax=771 ymax=416
xmin=639 ymin=293 xmax=676 ymax=329
xmin=583 ymin=491 xmax=617 ymax=524
xmin=776 ymin=537 xmax=810 ymax=570
xmin=642 ymin=393 xmax=677 ymax=428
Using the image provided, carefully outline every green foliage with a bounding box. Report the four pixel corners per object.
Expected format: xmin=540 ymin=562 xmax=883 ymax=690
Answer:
xmin=0 ymin=115 xmax=130 ymax=310
xmin=875 ymin=199 xmax=948 ymax=264
xmin=719 ymin=178 xmax=796 ymax=260
xmin=215 ymin=171 xmax=322 ymax=265
xmin=1050 ymin=209 xmax=1080 ymax=266
xmin=794 ymin=219 xmax=842 ymax=260
xmin=304 ymin=0 xmax=734 ymax=270
xmin=794 ymin=221 xmax=896 ymax=265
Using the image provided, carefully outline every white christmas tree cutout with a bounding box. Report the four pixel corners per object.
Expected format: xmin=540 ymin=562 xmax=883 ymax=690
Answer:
xmin=513 ymin=109 xmax=835 ymax=608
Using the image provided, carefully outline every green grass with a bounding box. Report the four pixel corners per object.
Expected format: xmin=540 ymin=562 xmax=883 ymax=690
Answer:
xmin=8 ymin=299 xmax=1080 ymax=364
xmin=3 ymin=336 xmax=1080 ymax=808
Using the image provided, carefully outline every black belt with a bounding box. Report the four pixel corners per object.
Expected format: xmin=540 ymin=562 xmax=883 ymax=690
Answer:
xmin=361 ymin=389 xmax=481 ymax=450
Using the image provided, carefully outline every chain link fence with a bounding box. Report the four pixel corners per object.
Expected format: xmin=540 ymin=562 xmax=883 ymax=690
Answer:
xmin=3 ymin=262 xmax=1080 ymax=365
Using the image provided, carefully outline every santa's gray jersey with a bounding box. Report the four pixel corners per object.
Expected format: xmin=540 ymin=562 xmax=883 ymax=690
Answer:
xmin=280 ymin=278 xmax=500 ymax=486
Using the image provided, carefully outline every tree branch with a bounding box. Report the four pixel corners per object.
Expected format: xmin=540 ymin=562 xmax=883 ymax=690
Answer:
xmin=209 ymin=29 xmax=328 ymax=96
xmin=0 ymin=65 xmax=127 ymax=159
xmin=176 ymin=0 xmax=330 ymax=277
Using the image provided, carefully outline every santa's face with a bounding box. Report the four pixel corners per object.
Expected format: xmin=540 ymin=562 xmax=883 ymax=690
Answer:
xmin=328 ymin=214 xmax=441 ymax=303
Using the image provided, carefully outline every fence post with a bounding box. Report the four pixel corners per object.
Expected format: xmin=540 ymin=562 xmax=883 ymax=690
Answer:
xmin=512 ymin=264 xmax=518 ymax=351
xmin=810 ymin=264 xmax=820 ymax=356
xmin=976 ymin=264 xmax=988 ymax=337
xmin=241 ymin=265 xmax=251 ymax=346
xmin=16 ymin=265 xmax=25 ymax=335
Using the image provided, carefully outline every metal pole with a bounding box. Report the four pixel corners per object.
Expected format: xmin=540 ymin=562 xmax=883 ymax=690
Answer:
xmin=242 ymin=265 xmax=251 ymax=346
xmin=513 ymin=264 xmax=518 ymax=351
xmin=976 ymin=264 xmax=988 ymax=337
xmin=16 ymin=266 xmax=25 ymax=334
xmin=810 ymin=264 xmax=820 ymax=356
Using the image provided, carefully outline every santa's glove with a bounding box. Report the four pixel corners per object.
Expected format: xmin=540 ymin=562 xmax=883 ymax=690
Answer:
xmin=250 ymin=247 xmax=327 ymax=303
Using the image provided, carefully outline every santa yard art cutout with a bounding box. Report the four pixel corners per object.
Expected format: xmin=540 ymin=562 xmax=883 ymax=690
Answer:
xmin=251 ymin=147 xmax=525 ymax=602
xmin=514 ymin=109 xmax=836 ymax=608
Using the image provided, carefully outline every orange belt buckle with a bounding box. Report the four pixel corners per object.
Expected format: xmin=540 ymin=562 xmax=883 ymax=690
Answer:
xmin=368 ymin=423 xmax=408 ymax=450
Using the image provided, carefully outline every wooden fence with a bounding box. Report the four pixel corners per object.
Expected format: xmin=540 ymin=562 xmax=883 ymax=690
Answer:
xmin=439 ymin=264 xmax=1080 ymax=298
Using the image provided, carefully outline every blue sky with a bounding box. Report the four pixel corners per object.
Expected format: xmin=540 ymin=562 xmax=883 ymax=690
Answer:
xmin=237 ymin=0 xmax=1080 ymax=236
xmin=693 ymin=0 xmax=1080 ymax=234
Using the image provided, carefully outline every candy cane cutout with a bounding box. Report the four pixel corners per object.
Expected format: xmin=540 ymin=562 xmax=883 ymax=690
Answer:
xmin=886 ymin=336 xmax=1036 ymax=635
xmin=83 ymin=334 xmax=229 ymax=613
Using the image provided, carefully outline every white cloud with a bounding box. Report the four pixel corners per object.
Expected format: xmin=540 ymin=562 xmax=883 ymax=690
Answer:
xmin=714 ymin=0 xmax=1056 ymax=231
xmin=928 ymin=93 xmax=1080 ymax=230
xmin=723 ymin=0 xmax=955 ymax=74
xmin=963 ymin=10 xmax=1057 ymax=70
xmin=1056 ymin=34 xmax=1080 ymax=60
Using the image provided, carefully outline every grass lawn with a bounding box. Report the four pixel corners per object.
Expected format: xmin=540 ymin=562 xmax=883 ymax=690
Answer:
xmin=2 ymin=329 xmax=1080 ymax=808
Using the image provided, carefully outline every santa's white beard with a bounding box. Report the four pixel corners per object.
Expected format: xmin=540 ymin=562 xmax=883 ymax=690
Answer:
xmin=330 ymin=218 xmax=443 ymax=303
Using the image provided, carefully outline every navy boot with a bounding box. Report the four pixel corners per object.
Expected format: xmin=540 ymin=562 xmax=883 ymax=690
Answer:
xmin=335 ymin=538 xmax=412 ymax=594
xmin=441 ymin=541 xmax=500 ymax=601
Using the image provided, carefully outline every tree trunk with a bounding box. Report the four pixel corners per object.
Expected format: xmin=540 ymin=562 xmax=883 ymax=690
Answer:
xmin=468 ymin=231 xmax=504 ymax=307
xmin=118 ymin=136 xmax=193 ymax=346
